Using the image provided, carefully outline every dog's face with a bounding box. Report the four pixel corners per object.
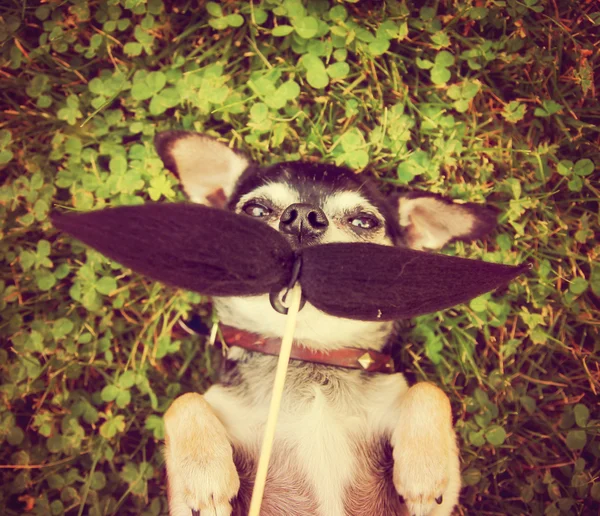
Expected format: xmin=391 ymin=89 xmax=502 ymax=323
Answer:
xmin=155 ymin=132 xmax=496 ymax=350
xmin=229 ymin=161 xmax=401 ymax=249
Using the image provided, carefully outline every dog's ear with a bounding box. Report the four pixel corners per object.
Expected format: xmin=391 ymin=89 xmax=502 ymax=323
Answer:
xmin=397 ymin=192 xmax=497 ymax=250
xmin=154 ymin=131 xmax=249 ymax=206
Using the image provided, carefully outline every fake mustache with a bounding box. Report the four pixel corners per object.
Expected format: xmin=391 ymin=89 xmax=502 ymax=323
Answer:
xmin=52 ymin=203 xmax=529 ymax=321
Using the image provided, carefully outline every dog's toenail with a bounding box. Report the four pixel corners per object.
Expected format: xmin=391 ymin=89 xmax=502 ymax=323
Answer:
xmin=191 ymin=510 xmax=200 ymax=516
xmin=398 ymin=495 xmax=405 ymax=504
xmin=436 ymin=495 xmax=443 ymax=504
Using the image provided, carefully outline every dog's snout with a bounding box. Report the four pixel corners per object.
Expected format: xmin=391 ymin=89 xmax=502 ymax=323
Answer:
xmin=279 ymin=203 xmax=328 ymax=241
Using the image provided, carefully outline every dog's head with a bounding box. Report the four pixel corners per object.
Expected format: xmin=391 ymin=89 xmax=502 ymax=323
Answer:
xmin=155 ymin=131 xmax=496 ymax=350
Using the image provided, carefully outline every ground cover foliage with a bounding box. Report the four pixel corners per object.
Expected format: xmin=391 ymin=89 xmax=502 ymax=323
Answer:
xmin=0 ymin=0 xmax=599 ymax=514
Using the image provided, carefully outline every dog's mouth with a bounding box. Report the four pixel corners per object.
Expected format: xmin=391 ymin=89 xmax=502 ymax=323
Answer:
xmin=279 ymin=232 xmax=323 ymax=251
xmin=279 ymin=231 xmax=324 ymax=251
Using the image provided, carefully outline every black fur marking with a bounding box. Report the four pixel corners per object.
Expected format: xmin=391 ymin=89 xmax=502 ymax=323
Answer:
xmin=153 ymin=130 xmax=193 ymax=179
xmin=229 ymin=162 xmax=404 ymax=244
xmin=219 ymin=359 xmax=244 ymax=388
xmin=462 ymin=202 xmax=498 ymax=241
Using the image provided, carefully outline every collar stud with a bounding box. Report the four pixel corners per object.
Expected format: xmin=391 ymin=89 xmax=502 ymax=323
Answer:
xmin=358 ymin=352 xmax=375 ymax=370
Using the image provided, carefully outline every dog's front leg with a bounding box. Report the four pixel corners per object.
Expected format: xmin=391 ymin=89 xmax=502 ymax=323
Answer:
xmin=164 ymin=393 xmax=240 ymax=516
xmin=392 ymin=383 xmax=461 ymax=516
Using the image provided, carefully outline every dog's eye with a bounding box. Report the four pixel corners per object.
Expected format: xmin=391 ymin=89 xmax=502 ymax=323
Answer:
xmin=243 ymin=203 xmax=272 ymax=218
xmin=349 ymin=215 xmax=379 ymax=230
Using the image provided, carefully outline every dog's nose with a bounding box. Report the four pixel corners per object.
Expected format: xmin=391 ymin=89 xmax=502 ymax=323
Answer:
xmin=279 ymin=203 xmax=328 ymax=242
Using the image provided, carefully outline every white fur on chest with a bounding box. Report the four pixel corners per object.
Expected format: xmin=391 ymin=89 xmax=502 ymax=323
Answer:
xmin=205 ymin=369 xmax=409 ymax=516
xmin=279 ymin=385 xmax=358 ymax=515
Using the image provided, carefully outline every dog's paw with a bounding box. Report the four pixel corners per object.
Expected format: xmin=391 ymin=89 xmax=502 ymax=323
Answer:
xmin=165 ymin=393 xmax=240 ymax=516
xmin=391 ymin=383 xmax=459 ymax=516
xmin=168 ymin=454 xmax=240 ymax=516
xmin=392 ymin=448 xmax=449 ymax=516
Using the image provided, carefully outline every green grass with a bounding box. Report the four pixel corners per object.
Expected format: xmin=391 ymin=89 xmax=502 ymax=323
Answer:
xmin=1 ymin=1 xmax=599 ymax=515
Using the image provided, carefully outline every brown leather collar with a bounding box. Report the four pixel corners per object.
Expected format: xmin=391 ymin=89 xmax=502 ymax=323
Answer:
xmin=220 ymin=325 xmax=395 ymax=374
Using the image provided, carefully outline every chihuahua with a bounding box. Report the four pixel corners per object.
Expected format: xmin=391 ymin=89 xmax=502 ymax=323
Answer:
xmin=155 ymin=131 xmax=496 ymax=516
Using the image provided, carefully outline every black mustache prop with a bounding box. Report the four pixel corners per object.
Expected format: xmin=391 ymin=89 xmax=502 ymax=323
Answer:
xmin=52 ymin=203 xmax=529 ymax=321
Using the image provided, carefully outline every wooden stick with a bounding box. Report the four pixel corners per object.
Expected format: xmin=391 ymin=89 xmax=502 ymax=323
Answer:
xmin=248 ymin=283 xmax=303 ymax=516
